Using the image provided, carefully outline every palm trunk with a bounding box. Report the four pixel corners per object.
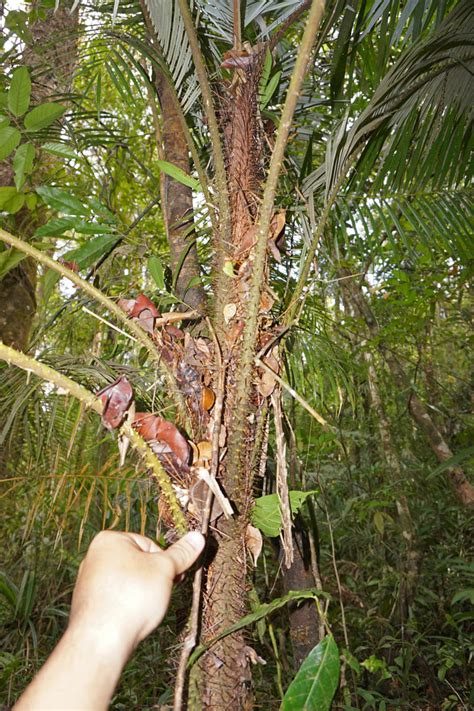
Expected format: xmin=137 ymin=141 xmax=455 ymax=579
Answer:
xmin=152 ymin=71 xmax=207 ymax=312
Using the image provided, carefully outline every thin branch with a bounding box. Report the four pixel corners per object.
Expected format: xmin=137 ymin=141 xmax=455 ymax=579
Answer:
xmin=0 ymin=342 xmax=187 ymax=533
xmin=256 ymin=357 xmax=331 ymax=429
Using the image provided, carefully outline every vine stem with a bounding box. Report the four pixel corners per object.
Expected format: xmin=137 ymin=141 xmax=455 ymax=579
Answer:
xmin=0 ymin=227 xmax=187 ymax=415
xmin=226 ymin=0 xmax=326 ymax=489
xmin=0 ymin=342 xmax=187 ymax=533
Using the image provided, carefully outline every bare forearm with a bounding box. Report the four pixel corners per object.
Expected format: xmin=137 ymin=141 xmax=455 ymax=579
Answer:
xmin=13 ymin=623 xmax=131 ymax=711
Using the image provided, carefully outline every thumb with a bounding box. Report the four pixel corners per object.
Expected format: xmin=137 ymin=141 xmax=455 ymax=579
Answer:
xmin=164 ymin=531 xmax=205 ymax=576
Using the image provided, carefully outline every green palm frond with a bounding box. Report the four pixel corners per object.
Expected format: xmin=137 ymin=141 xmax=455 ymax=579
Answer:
xmin=143 ymin=0 xmax=201 ymax=114
xmin=334 ymin=189 xmax=474 ymax=261
xmin=303 ymin=0 xmax=474 ymax=199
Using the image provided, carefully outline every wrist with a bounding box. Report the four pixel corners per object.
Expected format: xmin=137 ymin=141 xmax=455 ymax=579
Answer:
xmin=66 ymin=615 xmax=136 ymax=667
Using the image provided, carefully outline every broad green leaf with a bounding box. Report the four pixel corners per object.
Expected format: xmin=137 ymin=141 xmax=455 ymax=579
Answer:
xmin=24 ymin=102 xmax=66 ymax=132
xmin=0 ymin=187 xmax=18 ymax=209
xmin=0 ymin=126 xmax=21 ymax=161
xmin=41 ymin=142 xmax=77 ymax=159
xmin=0 ymin=248 xmax=26 ymax=280
xmin=1 ymin=192 xmax=25 ymax=214
xmin=427 ymin=445 xmax=474 ymax=479
xmin=7 ymin=66 xmax=31 ymax=117
xmin=34 ymin=217 xmax=81 ymax=237
xmin=0 ymin=92 xmax=8 ymax=109
xmin=40 ymin=234 xmax=118 ymax=303
xmin=36 ymin=186 xmax=90 ymax=217
xmin=35 ymin=217 xmax=111 ymax=237
xmin=0 ymin=115 xmax=10 ymax=129
xmin=0 ymin=187 xmax=24 ymax=214
xmin=252 ymin=490 xmax=318 ymax=537
xmin=13 ymin=143 xmax=35 ymax=190
xmin=148 ymin=255 xmax=165 ymax=290
xmin=281 ymin=636 xmax=340 ymax=711
xmin=156 ymin=160 xmax=201 ymax=191
xmin=63 ymin=234 xmax=119 ymax=269
xmin=73 ymin=222 xmax=113 ymax=235
xmin=188 ymin=589 xmax=328 ymax=668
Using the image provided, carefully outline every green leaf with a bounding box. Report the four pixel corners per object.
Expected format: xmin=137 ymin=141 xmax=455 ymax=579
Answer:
xmin=24 ymin=102 xmax=66 ymax=131
xmin=451 ymin=588 xmax=474 ymax=605
xmin=0 ymin=187 xmax=18 ymax=209
xmin=427 ymin=446 xmax=474 ymax=479
xmin=0 ymin=93 xmax=8 ymax=109
xmin=40 ymin=234 xmax=119 ymax=303
xmin=0 ymin=187 xmax=24 ymax=214
xmin=25 ymin=194 xmax=37 ymax=210
xmin=7 ymin=66 xmax=31 ymax=117
xmin=36 ymin=186 xmax=90 ymax=217
xmin=41 ymin=142 xmax=77 ymax=159
xmin=188 ymin=589 xmax=327 ymax=668
xmin=148 ymin=255 xmax=165 ymax=291
xmin=13 ymin=143 xmax=35 ymax=190
xmin=34 ymin=217 xmax=81 ymax=237
xmin=0 ymin=126 xmax=21 ymax=161
xmin=281 ymin=636 xmax=340 ymax=711
xmin=63 ymin=234 xmax=119 ymax=269
xmin=156 ymin=160 xmax=201 ymax=191
xmin=252 ymin=490 xmax=318 ymax=537
xmin=0 ymin=248 xmax=26 ymax=280
xmin=260 ymin=71 xmax=281 ymax=110
xmin=0 ymin=115 xmax=10 ymax=129
xmin=373 ymin=511 xmax=385 ymax=535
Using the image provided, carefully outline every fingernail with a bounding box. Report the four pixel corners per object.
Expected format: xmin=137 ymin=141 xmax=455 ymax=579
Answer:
xmin=184 ymin=531 xmax=205 ymax=551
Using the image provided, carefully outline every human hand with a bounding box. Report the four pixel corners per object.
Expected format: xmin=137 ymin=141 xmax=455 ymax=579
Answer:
xmin=14 ymin=530 xmax=205 ymax=711
xmin=69 ymin=529 xmax=205 ymax=653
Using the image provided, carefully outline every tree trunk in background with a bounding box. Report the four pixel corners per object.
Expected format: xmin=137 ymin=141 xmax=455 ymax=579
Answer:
xmin=150 ymin=64 xmax=206 ymax=312
xmin=363 ymin=350 xmax=419 ymax=617
xmin=0 ymin=3 xmax=78 ymax=474
xmin=340 ymin=267 xmax=474 ymax=507
xmin=282 ymin=528 xmax=323 ymax=668
xmin=0 ymin=2 xmax=78 ymax=348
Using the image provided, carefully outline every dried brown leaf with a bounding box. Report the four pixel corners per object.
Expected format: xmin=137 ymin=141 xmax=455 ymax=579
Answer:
xmin=245 ymin=524 xmax=263 ymax=567
xmin=97 ymin=376 xmax=133 ymax=430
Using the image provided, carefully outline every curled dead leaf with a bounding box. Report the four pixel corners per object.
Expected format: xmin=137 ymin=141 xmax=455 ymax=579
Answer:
xmin=133 ymin=412 xmax=190 ymax=465
xmin=97 ymin=376 xmax=134 ymax=430
xmin=201 ymin=386 xmax=215 ymax=412
xmin=118 ymin=294 xmax=160 ymax=333
xmin=259 ymin=290 xmax=274 ymax=312
xmin=245 ymin=524 xmax=263 ymax=567
xmin=189 ymin=477 xmax=224 ymax=523
xmin=223 ymin=302 xmax=237 ymax=324
xmin=197 ymin=440 xmax=212 ymax=461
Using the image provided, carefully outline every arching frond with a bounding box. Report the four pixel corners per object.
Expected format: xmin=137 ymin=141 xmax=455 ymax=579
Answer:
xmin=334 ymin=189 xmax=474 ymax=262
xmin=303 ymin=0 xmax=474 ymax=199
xmin=143 ymin=0 xmax=201 ymax=114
